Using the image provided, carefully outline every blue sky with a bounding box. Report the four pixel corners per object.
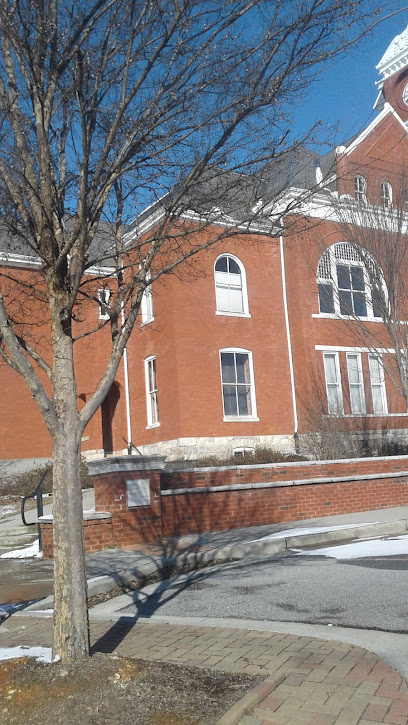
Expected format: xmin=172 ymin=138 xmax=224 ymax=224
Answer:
xmin=296 ymin=11 xmax=408 ymax=150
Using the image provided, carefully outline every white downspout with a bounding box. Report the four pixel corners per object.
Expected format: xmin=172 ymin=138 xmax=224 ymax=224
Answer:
xmin=279 ymin=234 xmax=299 ymax=449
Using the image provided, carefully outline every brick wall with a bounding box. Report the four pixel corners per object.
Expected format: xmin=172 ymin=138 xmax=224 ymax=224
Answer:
xmin=40 ymin=514 xmax=113 ymax=559
xmin=94 ymin=470 xmax=162 ymax=545
xmin=161 ymin=456 xmax=408 ymax=537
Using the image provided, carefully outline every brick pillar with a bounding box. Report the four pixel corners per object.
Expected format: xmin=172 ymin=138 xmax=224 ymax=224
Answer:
xmin=87 ymin=455 xmax=166 ymax=546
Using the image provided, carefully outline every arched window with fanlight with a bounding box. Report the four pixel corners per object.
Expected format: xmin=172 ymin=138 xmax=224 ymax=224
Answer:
xmin=380 ymin=181 xmax=392 ymax=209
xmin=317 ymin=242 xmax=383 ymax=319
xmin=214 ymin=254 xmax=249 ymax=316
xmin=354 ymin=175 xmax=367 ymax=204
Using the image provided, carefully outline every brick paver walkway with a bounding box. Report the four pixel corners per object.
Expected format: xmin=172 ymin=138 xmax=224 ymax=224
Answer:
xmin=1 ymin=615 xmax=408 ymax=724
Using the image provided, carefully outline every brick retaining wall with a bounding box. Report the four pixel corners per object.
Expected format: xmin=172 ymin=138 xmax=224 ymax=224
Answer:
xmin=160 ymin=456 xmax=408 ymax=536
xmin=39 ymin=513 xmax=113 ymax=559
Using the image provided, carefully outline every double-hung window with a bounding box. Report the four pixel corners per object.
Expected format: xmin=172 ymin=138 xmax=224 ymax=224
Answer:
xmin=368 ymin=355 xmax=387 ymax=414
xmin=144 ymin=356 xmax=159 ymax=427
xmin=214 ymin=255 xmax=249 ymax=315
xmin=323 ymin=352 xmax=343 ymax=415
xmin=346 ymin=353 xmax=365 ymax=414
xmin=220 ymin=349 xmax=257 ymax=419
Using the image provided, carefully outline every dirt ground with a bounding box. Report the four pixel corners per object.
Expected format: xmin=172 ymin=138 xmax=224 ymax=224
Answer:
xmin=0 ymin=653 xmax=260 ymax=724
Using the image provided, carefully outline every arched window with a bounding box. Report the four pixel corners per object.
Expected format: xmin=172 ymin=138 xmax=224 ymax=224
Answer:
xmin=317 ymin=242 xmax=383 ymax=319
xmin=354 ymin=175 xmax=367 ymax=204
xmin=214 ymin=254 xmax=249 ymax=315
xmin=380 ymin=181 xmax=392 ymax=209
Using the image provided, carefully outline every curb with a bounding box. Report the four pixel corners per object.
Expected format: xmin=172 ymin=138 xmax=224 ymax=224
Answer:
xmin=217 ymin=675 xmax=286 ymax=725
xmin=22 ymin=517 xmax=408 ymax=613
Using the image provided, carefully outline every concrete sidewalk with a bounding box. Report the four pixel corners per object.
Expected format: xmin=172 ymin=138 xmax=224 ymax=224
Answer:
xmin=63 ymin=504 xmax=408 ymax=601
xmin=2 ymin=614 xmax=408 ymax=724
xmin=2 ymin=503 xmax=408 ymax=611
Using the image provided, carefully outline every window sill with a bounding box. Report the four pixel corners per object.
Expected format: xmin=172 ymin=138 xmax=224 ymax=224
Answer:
xmin=146 ymin=422 xmax=160 ymax=429
xmin=313 ymin=313 xmax=383 ymax=323
xmin=216 ymin=311 xmax=251 ymax=318
xmin=223 ymin=416 xmax=259 ymax=422
xmin=141 ymin=316 xmax=154 ymax=327
xmin=322 ymin=412 xmax=408 ymax=418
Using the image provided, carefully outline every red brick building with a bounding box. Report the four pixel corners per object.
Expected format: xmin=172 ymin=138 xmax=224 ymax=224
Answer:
xmin=3 ymin=25 xmax=408 ymax=465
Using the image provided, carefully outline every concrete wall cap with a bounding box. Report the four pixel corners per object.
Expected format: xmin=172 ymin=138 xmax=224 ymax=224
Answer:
xmin=87 ymin=454 xmax=166 ymax=476
xmin=38 ymin=511 xmax=112 ymax=522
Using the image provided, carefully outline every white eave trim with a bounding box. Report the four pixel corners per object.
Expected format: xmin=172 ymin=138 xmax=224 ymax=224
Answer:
xmin=342 ymin=103 xmax=407 ymax=158
xmin=0 ymin=252 xmax=41 ymax=268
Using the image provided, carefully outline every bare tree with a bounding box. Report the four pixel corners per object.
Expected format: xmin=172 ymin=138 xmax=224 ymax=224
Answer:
xmin=0 ymin=0 xmax=400 ymax=661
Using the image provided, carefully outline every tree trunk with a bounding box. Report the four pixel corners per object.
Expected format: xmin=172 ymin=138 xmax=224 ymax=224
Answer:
xmin=50 ymin=307 xmax=90 ymax=661
xmin=52 ymin=428 xmax=89 ymax=661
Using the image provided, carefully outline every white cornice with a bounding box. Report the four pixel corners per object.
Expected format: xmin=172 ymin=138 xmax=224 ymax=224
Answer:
xmin=376 ymin=25 xmax=408 ymax=84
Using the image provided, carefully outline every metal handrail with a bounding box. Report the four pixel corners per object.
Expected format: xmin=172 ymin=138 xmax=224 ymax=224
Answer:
xmin=20 ymin=469 xmax=50 ymax=553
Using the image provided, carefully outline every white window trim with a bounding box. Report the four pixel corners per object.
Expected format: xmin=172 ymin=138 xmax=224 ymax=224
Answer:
xmin=140 ymin=270 xmax=154 ymax=325
xmin=346 ymin=352 xmax=366 ymax=415
xmin=219 ymin=347 xmax=258 ymax=422
xmin=312 ymin=313 xmax=383 ymax=323
xmin=316 ymin=243 xmax=384 ymax=320
xmin=368 ymin=354 xmax=388 ymax=415
xmin=214 ymin=254 xmax=250 ymax=317
xmin=323 ymin=351 xmax=344 ymax=416
xmin=98 ymin=288 xmax=110 ymax=320
xmin=144 ymin=355 xmax=160 ymax=428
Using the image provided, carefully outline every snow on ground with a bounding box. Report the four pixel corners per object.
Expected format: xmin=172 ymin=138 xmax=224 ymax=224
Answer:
xmin=0 ymin=503 xmax=17 ymax=520
xmin=252 ymin=522 xmax=380 ymax=542
xmin=0 ymin=539 xmax=42 ymax=559
xmin=295 ymin=534 xmax=408 ymax=560
xmin=0 ymin=646 xmax=53 ymax=662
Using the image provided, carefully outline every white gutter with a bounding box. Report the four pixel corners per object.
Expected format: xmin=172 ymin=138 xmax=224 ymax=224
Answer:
xmin=279 ymin=234 xmax=298 ymax=437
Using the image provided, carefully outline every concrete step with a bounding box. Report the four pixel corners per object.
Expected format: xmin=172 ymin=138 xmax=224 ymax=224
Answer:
xmin=0 ymin=525 xmax=38 ymax=549
xmin=0 ymin=525 xmax=37 ymax=536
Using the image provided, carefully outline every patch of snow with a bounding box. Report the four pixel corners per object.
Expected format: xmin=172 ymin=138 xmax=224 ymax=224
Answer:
xmin=0 ymin=646 xmax=52 ymax=662
xmin=0 ymin=504 xmax=16 ymax=520
xmin=83 ymin=508 xmax=95 ymax=514
xmin=251 ymin=522 xmax=380 ymax=542
xmin=88 ymin=575 xmax=108 ymax=583
xmin=295 ymin=534 xmax=408 ymax=560
xmin=0 ymin=539 xmax=42 ymax=559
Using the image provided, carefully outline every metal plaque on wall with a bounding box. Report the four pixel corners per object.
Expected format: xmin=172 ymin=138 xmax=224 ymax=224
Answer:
xmin=126 ymin=478 xmax=151 ymax=508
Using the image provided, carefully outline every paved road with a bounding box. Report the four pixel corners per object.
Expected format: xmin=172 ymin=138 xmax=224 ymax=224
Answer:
xmin=116 ymin=540 xmax=408 ymax=633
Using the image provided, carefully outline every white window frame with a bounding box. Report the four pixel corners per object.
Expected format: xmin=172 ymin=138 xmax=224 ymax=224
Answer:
xmin=219 ymin=348 xmax=258 ymax=421
xmin=368 ymin=354 xmax=388 ymax=414
xmin=323 ymin=352 xmax=344 ymax=415
xmin=98 ymin=288 xmax=110 ymax=320
xmin=140 ymin=270 xmax=154 ymax=325
xmin=380 ymin=181 xmax=393 ymax=209
xmin=346 ymin=352 xmax=366 ymax=414
xmin=214 ymin=254 xmax=250 ymax=317
xmin=354 ymin=175 xmax=367 ymax=204
xmin=316 ymin=243 xmax=383 ymax=320
xmin=144 ymin=356 xmax=159 ymax=428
